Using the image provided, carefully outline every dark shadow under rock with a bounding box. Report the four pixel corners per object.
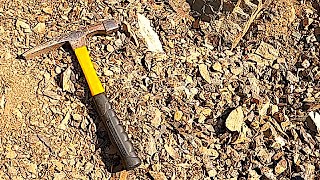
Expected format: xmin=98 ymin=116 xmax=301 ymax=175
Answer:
xmin=186 ymin=0 xmax=237 ymax=22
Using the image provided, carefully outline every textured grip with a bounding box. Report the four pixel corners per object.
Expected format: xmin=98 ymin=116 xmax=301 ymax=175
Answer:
xmin=93 ymin=93 xmax=141 ymax=170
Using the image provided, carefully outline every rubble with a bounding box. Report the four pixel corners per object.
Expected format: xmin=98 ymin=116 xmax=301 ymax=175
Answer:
xmin=0 ymin=0 xmax=319 ymax=179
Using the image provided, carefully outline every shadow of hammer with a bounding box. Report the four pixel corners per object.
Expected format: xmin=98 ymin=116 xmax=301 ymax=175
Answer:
xmin=22 ymin=19 xmax=141 ymax=171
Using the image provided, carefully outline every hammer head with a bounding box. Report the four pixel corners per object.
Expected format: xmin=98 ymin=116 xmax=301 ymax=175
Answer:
xmin=22 ymin=20 xmax=119 ymax=60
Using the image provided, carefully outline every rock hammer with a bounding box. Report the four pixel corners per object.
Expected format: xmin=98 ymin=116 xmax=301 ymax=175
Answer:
xmin=22 ymin=20 xmax=141 ymax=171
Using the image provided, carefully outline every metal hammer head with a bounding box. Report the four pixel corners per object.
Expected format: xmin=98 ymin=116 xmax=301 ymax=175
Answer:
xmin=22 ymin=20 xmax=119 ymax=60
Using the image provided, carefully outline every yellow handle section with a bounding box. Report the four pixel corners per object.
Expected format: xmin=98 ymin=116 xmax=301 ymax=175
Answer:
xmin=74 ymin=46 xmax=105 ymax=96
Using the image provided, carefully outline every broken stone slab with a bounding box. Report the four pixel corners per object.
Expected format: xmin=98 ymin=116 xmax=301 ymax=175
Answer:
xmin=255 ymin=42 xmax=279 ymax=61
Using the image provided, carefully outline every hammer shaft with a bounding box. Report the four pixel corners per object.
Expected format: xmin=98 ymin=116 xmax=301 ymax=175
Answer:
xmin=74 ymin=45 xmax=141 ymax=171
xmin=74 ymin=46 xmax=105 ymax=96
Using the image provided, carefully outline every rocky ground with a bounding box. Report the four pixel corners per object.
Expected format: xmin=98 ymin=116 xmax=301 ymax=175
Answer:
xmin=0 ymin=0 xmax=320 ymax=179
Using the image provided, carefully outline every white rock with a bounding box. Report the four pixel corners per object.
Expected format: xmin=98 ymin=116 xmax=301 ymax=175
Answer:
xmin=147 ymin=135 xmax=157 ymax=155
xmin=164 ymin=144 xmax=178 ymax=159
xmin=4 ymin=52 xmax=12 ymax=60
xmin=5 ymin=148 xmax=17 ymax=159
xmin=42 ymin=7 xmax=53 ymax=14
xmin=199 ymin=147 xmax=219 ymax=159
xmin=0 ymin=26 xmax=4 ymax=34
xmin=208 ymin=169 xmax=217 ymax=177
xmin=137 ymin=13 xmax=164 ymax=53
xmin=84 ymin=162 xmax=94 ymax=174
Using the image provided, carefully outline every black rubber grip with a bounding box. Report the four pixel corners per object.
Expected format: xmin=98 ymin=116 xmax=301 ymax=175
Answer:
xmin=93 ymin=93 xmax=141 ymax=170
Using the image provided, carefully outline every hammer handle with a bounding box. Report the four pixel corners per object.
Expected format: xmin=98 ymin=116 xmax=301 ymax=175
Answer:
xmin=93 ymin=93 xmax=141 ymax=170
xmin=74 ymin=46 xmax=141 ymax=170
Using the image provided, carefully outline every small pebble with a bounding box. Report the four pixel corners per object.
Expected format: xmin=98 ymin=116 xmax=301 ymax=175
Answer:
xmin=43 ymin=7 xmax=53 ymax=14
xmin=55 ymin=66 xmax=61 ymax=74
xmin=114 ymin=39 xmax=122 ymax=47
xmin=272 ymin=63 xmax=280 ymax=70
xmin=106 ymin=44 xmax=114 ymax=52
xmin=302 ymin=60 xmax=310 ymax=68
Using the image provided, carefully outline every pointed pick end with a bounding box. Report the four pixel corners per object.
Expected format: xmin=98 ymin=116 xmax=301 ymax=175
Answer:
xmin=19 ymin=50 xmax=35 ymax=60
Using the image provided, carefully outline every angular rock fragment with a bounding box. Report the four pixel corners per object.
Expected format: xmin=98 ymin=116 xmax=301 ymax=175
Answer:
xmin=26 ymin=163 xmax=37 ymax=175
xmin=275 ymin=159 xmax=287 ymax=175
xmin=0 ymin=26 xmax=4 ymax=34
xmin=286 ymin=71 xmax=299 ymax=83
xmin=62 ymin=67 xmax=75 ymax=93
xmin=248 ymin=77 xmax=260 ymax=99
xmin=33 ymin=23 xmax=46 ymax=34
xmin=212 ymin=62 xmax=222 ymax=72
xmin=164 ymin=144 xmax=178 ymax=159
xmin=53 ymin=173 xmax=66 ymax=180
xmin=4 ymin=51 xmax=12 ymax=60
xmin=52 ymin=160 xmax=64 ymax=171
xmin=255 ymin=42 xmax=279 ymax=60
xmin=5 ymin=148 xmax=17 ymax=159
xmin=84 ymin=162 xmax=94 ymax=174
xmin=152 ymin=108 xmax=162 ymax=127
xmin=199 ymin=108 xmax=212 ymax=123
xmin=247 ymin=53 xmax=265 ymax=65
xmin=57 ymin=111 xmax=70 ymax=130
xmin=16 ymin=19 xmax=32 ymax=33
xmin=226 ymin=106 xmax=244 ymax=132
xmin=147 ymin=135 xmax=157 ymax=155
xmin=72 ymin=114 xmax=82 ymax=121
xmin=199 ymin=64 xmax=212 ymax=83
xmin=199 ymin=147 xmax=219 ymax=159
xmin=248 ymin=169 xmax=261 ymax=179
xmin=43 ymin=7 xmax=53 ymax=14
xmin=137 ymin=13 xmax=164 ymax=53
xmin=259 ymin=101 xmax=270 ymax=117
xmin=305 ymin=163 xmax=315 ymax=179
xmin=208 ymin=169 xmax=217 ymax=177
